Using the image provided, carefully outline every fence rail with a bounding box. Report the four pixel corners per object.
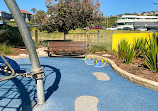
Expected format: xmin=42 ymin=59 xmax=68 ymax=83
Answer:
xmin=31 ymin=31 xmax=113 ymax=50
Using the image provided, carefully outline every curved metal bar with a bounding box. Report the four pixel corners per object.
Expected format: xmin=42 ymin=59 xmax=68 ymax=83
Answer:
xmin=4 ymin=0 xmax=45 ymax=104
xmin=0 ymin=55 xmax=15 ymax=75
xmin=0 ymin=54 xmax=17 ymax=81
xmin=0 ymin=72 xmax=26 ymax=82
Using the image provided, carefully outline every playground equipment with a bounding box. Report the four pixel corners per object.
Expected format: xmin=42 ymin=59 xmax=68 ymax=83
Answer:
xmin=0 ymin=55 xmax=23 ymax=81
xmin=84 ymin=57 xmax=108 ymax=67
xmin=3 ymin=0 xmax=45 ymax=104
xmin=0 ymin=55 xmax=20 ymax=73
xmin=0 ymin=54 xmax=45 ymax=81
xmin=84 ymin=57 xmax=95 ymax=65
xmin=95 ymin=59 xmax=108 ymax=67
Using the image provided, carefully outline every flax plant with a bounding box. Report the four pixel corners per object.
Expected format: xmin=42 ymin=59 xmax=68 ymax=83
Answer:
xmin=117 ymin=39 xmax=136 ymax=64
xmin=133 ymin=37 xmax=147 ymax=58
xmin=144 ymin=34 xmax=158 ymax=73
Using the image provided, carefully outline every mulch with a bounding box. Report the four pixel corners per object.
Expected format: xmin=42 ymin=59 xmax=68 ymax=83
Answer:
xmin=94 ymin=51 xmax=158 ymax=82
xmin=0 ymin=48 xmax=27 ymax=56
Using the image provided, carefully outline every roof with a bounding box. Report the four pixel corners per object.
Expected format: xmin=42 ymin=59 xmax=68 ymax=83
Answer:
xmin=121 ymin=15 xmax=158 ymax=19
xmin=20 ymin=10 xmax=32 ymax=15
xmin=0 ymin=11 xmax=11 ymax=15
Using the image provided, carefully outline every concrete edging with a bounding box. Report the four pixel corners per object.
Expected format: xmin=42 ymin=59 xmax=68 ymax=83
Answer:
xmin=88 ymin=55 xmax=158 ymax=91
xmin=8 ymin=55 xmax=47 ymax=60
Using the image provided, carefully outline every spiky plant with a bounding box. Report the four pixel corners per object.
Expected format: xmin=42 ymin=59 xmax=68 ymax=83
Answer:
xmin=133 ymin=37 xmax=147 ymax=58
xmin=117 ymin=39 xmax=136 ymax=64
xmin=144 ymin=34 xmax=158 ymax=73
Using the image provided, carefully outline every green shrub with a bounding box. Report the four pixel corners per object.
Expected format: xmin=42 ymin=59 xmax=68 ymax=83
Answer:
xmin=0 ymin=25 xmax=24 ymax=47
xmin=34 ymin=40 xmax=47 ymax=48
xmin=90 ymin=45 xmax=108 ymax=54
xmin=144 ymin=34 xmax=158 ymax=73
xmin=116 ymin=39 xmax=136 ymax=64
xmin=0 ymin=43 xmax=13 ymax=55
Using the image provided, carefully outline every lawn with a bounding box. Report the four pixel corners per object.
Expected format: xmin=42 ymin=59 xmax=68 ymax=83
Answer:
xmin=30 ymin=28 xmax=150 ymax=41
xmin=30 ymin=28 xmax=150 ymax=50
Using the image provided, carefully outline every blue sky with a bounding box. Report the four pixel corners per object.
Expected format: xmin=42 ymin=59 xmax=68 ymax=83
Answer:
xmin=0 ymin=0 xmax=158 ymax=16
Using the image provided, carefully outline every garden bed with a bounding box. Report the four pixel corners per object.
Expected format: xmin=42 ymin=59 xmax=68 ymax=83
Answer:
xmin=2 ymin=48 xmax=28 ymax=56
xmin=95 ymin=51 xmax=158 ymax=82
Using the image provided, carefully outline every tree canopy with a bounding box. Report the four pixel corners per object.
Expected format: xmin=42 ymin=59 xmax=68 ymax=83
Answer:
xmin=39 ymin=0 xmax=103 ymax=34
xmin=31 ymin=8 xmax=38 ymax=14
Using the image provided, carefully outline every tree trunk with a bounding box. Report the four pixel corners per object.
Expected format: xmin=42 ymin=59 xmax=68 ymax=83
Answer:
xmin=34 ymin=15 xmax=36 ymax=26
xmin=86 ymin=27 xmax=91 ymax=50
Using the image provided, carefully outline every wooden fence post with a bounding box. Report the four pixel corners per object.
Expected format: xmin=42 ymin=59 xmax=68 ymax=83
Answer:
xmin=35 ymin=30 xmax=38 ymax=43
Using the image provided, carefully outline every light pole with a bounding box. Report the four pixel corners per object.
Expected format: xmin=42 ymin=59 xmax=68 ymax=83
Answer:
xmin=4 ymin=0 xmax=45 ymax=104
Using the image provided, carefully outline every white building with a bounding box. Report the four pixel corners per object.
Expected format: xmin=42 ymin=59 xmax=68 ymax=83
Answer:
xmin=116 ymin=15 xmax=158 ymax=30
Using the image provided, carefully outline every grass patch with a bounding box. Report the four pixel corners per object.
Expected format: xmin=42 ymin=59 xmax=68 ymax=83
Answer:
xmin=34 ymin=40 xmax=47 ymax=48
xmin=30 ymin=28 xmax=150 ymax=40
xmin=90 ymin=45 xmax=109 ymax=54
xmin=0 ymin=43 xmax=13 ymax=55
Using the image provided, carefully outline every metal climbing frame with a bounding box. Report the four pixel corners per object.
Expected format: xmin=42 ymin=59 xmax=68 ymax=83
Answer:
xmin=3 ymin=0 xmax=45 ymax=104
xmin=0 ymin=55 xmax=44 ymax=81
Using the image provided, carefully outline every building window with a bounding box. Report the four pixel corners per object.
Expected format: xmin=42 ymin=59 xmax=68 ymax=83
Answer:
xmin=118 ymin=23 xmax=124 ymax=25
xmin=125 ymin=22 xmax=132 ymax=25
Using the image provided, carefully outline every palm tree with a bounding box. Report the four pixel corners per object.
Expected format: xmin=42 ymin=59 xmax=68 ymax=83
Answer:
xmin=31 ymin=8 xmax=38 ymax=25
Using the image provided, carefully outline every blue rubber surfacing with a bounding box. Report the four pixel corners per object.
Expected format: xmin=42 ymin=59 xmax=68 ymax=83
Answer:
xmin=0 ymin=57 xmax=158 ymax=111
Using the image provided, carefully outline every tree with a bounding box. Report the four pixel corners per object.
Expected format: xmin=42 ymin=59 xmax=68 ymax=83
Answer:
xmin=35 ymin=10 xmax=47 ymax=25
xmin=105 ymin=16 xmax=118 ymax=28
xmin=43 ymin=0 xmax=103 ymax=49
xmin=77 ymin=0 xmax=102 ymax=49
xmin=31 ymin=8 xmax=38 ymax=25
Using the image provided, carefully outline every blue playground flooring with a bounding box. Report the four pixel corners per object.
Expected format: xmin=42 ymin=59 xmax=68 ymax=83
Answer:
xmin=0 ymin=57 xmax=158 ymax=111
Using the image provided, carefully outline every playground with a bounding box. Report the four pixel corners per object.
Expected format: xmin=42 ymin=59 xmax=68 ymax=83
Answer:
xmin=0 ymin=57 xmax=158 ymax=111
xmin=0 ymin=0 xmax=158 ymax=111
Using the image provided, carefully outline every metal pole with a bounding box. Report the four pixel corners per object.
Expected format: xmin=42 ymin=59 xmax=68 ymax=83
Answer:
xmin=4 ymin=0 xmax=45 ymax=104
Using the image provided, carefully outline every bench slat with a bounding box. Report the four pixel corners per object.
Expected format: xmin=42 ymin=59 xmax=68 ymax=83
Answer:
xmin=46 ymin=41 xmax=86 ymax=56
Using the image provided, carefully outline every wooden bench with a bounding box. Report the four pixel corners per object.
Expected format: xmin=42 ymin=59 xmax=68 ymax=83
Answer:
xmin=45 ymin=42 xmax=86 ymax=56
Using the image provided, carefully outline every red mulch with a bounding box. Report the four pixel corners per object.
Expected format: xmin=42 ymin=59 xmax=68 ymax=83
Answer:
xmin=6 ymin=48 xmax=28 ymax=56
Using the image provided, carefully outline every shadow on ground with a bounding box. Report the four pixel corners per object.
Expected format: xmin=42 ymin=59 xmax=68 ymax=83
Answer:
xmin=0 ymin=64 xmax=61 ymax=111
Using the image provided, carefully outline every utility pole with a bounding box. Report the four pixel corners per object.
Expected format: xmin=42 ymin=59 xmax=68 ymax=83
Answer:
xmin=4 ymin=0 xmax=45 ymax=104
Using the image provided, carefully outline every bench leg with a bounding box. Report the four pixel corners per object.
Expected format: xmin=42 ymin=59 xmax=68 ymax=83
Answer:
xmin=48 ymin=52 xmax=51 ymax=57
